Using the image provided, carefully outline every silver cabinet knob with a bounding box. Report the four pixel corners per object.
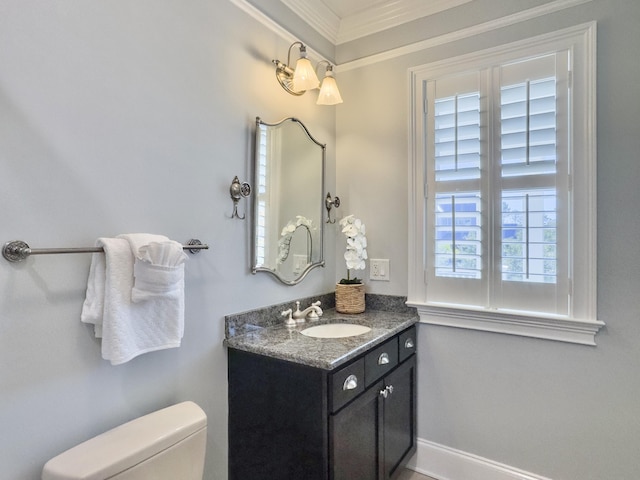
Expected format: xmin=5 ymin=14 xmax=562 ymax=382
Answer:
xmin=380 ymin=385 xmax=394 ymax=399
xmin=343 ymin=374 xmax=358 ymax=391
xmin=404 ymin=338 xmax=415 ymax=349
xmin=378 ymin=352 xmax=390 ymax=365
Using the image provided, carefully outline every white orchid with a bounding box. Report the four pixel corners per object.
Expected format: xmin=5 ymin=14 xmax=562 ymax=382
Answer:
xmin=338 ymin=215 xmax=368 ymax=283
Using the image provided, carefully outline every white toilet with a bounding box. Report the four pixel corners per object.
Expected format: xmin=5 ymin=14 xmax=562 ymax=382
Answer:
xmin=42 ymin=401 xmax=207 ymax=480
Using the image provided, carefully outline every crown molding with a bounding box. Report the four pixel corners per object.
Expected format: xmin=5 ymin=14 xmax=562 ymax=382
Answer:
xmin=231 ymin=0 xmax=594 ymax=72
xmin=282 ymin=0 xmax=473 ymax=45
xmin=281 ymin=0 xmax=340 ymax=44
xmin=337 ymin=0 xmax=593 ymax=72
xmin=336 ymin=0 xmax=473 ymax=44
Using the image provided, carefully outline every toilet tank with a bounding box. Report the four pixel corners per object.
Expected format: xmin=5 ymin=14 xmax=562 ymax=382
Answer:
xmin=42 ymin=401 xmax=207 ymax=480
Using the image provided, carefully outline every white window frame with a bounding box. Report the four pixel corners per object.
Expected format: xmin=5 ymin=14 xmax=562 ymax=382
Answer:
xmin=407 ymin=22 xmax=604 ymax=345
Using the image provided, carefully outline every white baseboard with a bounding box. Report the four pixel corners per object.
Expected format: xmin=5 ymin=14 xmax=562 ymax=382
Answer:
xmin=406 ymin=438 xmax=553 ymax=480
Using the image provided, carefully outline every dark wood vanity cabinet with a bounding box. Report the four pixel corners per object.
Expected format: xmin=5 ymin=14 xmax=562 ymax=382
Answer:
xmin=331 ymin=355 xmax=416 ymax=480
xmin=228 ymin=325 xmax=417 ymax=480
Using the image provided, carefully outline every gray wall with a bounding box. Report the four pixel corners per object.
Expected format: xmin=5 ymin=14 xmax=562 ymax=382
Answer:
xmin=336 ymin=0 xmax=640 ymax=479
xmin=0 ymin=1 xmax=336 ymax=479
xmin=2 ymin=1 xmax=639 ymax=479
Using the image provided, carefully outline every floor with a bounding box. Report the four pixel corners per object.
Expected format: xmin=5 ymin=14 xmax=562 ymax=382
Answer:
xmin=399 ymin=469 xmax=437 ymax=480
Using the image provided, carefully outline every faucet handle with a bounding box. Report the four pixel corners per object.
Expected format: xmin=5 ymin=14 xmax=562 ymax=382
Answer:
xmin=312 ymin=300 xmax=323 ymax=318
xmin=281 ymin=308 xmax=296 ymax=327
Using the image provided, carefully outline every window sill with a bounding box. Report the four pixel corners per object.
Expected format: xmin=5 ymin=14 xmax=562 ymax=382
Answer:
xmin=407 ymin=302 xmax=605 ymax=346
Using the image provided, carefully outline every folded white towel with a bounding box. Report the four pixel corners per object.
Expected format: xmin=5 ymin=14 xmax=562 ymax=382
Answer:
xmin=137 ymin=241 xmax=188 ymax=267
xmin=132 ymin=241 xmax=188 ymax=303
xmin=80 ymin=234 xmax=186 ymax=365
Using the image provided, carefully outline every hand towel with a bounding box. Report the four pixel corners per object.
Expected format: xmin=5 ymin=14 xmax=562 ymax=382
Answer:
xmin=80 ymin=234 xmax=186 ymax=365
xmin=132 ymin=241 xmax=188 ymax=303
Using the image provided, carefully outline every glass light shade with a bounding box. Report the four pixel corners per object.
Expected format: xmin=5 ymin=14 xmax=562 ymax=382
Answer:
xmin=317 ymin=72 xmax=343 ymax=105
xmin=292 ymin=57 xmax=320 ymax=92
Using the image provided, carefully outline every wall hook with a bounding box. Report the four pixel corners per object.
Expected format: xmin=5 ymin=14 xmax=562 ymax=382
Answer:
xmin=325 ymin=192 xmax=340 ymax=224
xmin=230 ymin=176 xmax=251 ymax=219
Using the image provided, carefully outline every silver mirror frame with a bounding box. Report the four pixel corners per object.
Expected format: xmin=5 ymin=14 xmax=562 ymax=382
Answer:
xmin=251 ymin=117 xmax=326 ymax=286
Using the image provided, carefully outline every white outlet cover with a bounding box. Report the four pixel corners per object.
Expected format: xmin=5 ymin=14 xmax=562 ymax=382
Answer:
xmin=370 ymin=258 xmax=390 ymax=281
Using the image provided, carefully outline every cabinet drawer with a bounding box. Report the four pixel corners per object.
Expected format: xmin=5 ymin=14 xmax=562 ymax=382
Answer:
xmin=330 ymin=358 xmax=365 ymax=412
xmin=398 ymin=326 xmax=417 ymax=362
xmin=364 ymin=337 xmax=398 ymax=387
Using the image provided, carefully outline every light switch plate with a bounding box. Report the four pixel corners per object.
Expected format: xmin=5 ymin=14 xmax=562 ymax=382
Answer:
xmin=370 ymin=259 xmax=390 ymax=281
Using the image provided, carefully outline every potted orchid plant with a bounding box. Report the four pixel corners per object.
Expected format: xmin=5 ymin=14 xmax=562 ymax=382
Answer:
xmin=336 ymin=215 xmax=367 ymax=313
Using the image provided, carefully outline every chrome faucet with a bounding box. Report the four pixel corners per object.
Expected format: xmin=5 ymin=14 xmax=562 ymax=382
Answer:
xmin=292 ymin=300 xmax=323 ymax=323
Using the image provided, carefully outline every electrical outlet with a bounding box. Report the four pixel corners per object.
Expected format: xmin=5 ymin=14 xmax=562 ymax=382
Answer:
xmin=370 ymin=259 xmax=390 ymax=281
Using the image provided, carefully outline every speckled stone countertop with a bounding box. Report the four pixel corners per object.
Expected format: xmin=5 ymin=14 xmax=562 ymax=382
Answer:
xmin=224 ymin=307 xmax=418 ymax=371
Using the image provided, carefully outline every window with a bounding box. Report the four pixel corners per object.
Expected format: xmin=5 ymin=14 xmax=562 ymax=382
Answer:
xmin=408 ymin=23 xmax=603 ymax=345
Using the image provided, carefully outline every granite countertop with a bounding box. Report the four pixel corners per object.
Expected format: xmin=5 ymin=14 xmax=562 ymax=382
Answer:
xmin=224 ymin=308 xmax=418 ymax=371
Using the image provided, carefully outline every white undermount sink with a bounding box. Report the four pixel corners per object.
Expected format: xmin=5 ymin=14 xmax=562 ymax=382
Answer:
xmin=300 ymin=323 xmax=371 ymax=339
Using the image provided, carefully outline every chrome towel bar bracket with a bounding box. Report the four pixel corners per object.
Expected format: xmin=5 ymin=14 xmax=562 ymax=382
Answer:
xmin=2 ymin=239 xmax=209 ymax=263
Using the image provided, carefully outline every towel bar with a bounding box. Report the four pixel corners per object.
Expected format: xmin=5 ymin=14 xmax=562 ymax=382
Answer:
xmin=2 ymin=239 xmax=209 ymax=263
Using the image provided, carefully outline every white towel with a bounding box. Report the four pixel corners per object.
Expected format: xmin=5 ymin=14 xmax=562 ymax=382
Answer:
xmin=132 ymin=241 xmax=187 ymax=303
xmin=80 ymin=234 xmax=187 ymax=365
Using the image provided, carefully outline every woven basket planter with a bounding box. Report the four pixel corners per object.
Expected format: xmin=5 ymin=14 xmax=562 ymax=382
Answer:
xmin=335 ymin=283 xmax=365 ymax=314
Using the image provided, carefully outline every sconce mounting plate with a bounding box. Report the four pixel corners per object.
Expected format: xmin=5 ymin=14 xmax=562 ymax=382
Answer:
xmin=273 ymin=60 xmax=305 ymax=96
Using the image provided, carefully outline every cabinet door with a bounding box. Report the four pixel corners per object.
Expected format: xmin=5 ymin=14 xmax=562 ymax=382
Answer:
xmin=383 ymin=355 xmax=417 ymax=479
xmin=228 ymin=349 xmax=328 ymax=480
xmin=330 ymin=380 xmax=384 ymax=480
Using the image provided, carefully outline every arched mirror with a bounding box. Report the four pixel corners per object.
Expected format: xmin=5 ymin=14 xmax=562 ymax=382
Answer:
xmin=252 ymin=117 xmax=325 ymax=285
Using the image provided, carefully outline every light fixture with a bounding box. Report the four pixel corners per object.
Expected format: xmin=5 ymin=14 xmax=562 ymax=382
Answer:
xmin=316 ymin=63 xmax=343 ymax=105
xmin=291 ymin=47 xmax=319 ymax=92
xmin=272 ymin=41 xmax=342 ymax=104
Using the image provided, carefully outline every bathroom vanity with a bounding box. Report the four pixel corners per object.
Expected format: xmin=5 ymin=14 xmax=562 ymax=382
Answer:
xmin=226 ymin=309 xmax=418 ymax=480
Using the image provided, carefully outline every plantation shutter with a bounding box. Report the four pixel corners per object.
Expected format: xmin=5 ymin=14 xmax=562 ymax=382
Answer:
xmin=426 ymin=71 xmax=487 ymax=307
xmin=425 ymin=52 xmax=571 ymax=316
xmin=492 ymin=53 xmax=569 ymax=316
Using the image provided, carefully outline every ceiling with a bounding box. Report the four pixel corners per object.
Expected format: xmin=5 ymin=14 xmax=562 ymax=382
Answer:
xmin=281 ymin=0 xmax=473 ymax=44
xmin=320 ymin=0 xmax=392 ymax=18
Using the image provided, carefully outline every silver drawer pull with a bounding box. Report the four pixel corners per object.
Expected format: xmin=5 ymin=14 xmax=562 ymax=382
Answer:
xmin=378 ymin=352 xmax=390 ymax=365
xmin=404 ymin=338 xmax=415 ymax=349
xmin=343 ymin=374 xmax=358 ymax=391
xmin=386 ymin=385 xmax=394 ymax=395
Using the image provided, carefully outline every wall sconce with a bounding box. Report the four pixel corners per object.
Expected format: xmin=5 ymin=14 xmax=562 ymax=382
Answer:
xmin=272 ymin=41 xmax=343 ymax=105
xmin=316 ymin=62 xmax=343 ymax=106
